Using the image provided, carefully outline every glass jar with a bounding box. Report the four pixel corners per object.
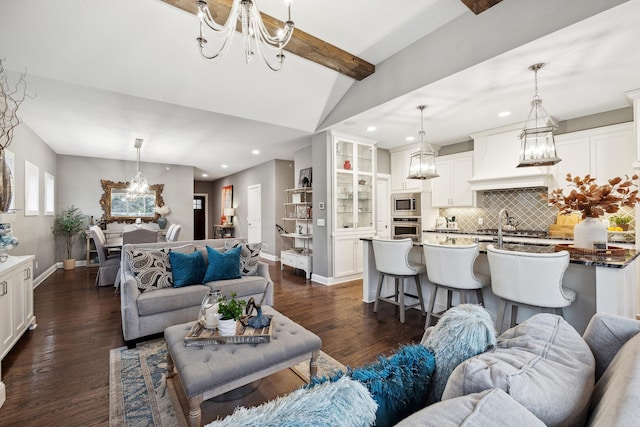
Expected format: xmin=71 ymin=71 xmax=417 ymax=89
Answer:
xmin=198 ymin=290 xmax=222 ymax=329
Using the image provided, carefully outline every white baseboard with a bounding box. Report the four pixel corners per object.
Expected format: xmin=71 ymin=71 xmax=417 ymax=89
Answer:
xmin=310 ymin=272 xmax=362 ymax=286
xmin=260 ymin=253 xmax=278 ymax=262
xmin=34 ymin=264 xmax=58 ymax=289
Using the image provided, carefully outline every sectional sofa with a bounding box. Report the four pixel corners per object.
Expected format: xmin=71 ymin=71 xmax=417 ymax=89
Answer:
xmin=120 ymin=238 xmax=273 ymax=347
xmin=208 ymin=311 xmax=640 ymax=426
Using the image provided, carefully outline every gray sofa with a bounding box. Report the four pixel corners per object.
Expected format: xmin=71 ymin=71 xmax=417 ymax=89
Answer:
xmin=120 ymin=239 xmax=273 ymax=346
xmin=397 ymin=312 xmax=640 ymax=426
xmin=207 ymin=312 xmax=640 ymax=426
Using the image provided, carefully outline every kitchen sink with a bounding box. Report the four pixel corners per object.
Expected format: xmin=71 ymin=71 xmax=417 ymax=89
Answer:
xmin=476 ymin=228 xmax=548 ymax=238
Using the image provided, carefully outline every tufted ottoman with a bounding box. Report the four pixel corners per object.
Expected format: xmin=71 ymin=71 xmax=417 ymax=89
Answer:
xmin=164 ymin=306 xmax=322 ymax=427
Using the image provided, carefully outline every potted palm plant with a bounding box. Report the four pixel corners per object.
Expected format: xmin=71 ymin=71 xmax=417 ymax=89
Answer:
xmin=52 ymin=205 xmax=88 ymax=270
xmin=217 ymin=293 xmax=247 ymax=336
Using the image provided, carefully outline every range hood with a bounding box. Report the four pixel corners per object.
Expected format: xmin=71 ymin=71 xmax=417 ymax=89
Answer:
xmin=468 ymin=124 xmax=553 ymax=191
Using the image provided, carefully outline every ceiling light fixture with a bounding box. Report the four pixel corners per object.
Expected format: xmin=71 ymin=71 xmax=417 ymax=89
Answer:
xmin=196 ymin=0 xmax=295 ymax=72
xmin=126 ymin=139 xmax=151 ymax=200
xmin=407 ymin=105 xmax=439 ymax=180
xmin=366 ymin=126 xmax=376 ymax=132
xmin=517 ymin=63 xmax=561 ymax=167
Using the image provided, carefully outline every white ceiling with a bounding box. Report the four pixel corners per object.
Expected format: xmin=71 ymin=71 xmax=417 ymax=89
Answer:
xmin=0 ymin=0 xmax=639 ymax=180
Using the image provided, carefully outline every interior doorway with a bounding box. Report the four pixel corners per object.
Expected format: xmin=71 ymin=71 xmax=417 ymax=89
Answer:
xmin=193 ymin=194 xmax=208 ymax=240
xmin=247 ymin=184 xmax=261 ymax=244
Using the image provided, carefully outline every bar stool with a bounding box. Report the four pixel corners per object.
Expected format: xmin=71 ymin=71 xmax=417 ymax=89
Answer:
xmin=372 ymin=238 xmax=426 ymax=323
xmin=486 ymin=244 xmax=575 ymax=334
xmin=422 ymin=242 xmax=490 ymax=328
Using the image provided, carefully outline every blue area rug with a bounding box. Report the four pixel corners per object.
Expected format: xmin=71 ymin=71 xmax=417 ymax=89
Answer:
xmin=109 ymin=339 xmax=345 ymax=426
xmin=109 ymin=339 xmax=184 ymax=427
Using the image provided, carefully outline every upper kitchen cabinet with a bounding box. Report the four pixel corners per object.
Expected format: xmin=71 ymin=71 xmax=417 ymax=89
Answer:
xmin=431 ymin=152 xmax=474 ymax=207
xmin=552 ymin=123 xmax=635 ymax=191
xmin=390 ymin=148 xmax=431 ymax=192
xmin=334 ymin=134 xmax=376 ymax=232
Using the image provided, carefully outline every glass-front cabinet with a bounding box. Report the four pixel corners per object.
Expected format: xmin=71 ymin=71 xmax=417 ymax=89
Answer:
xmin=334 ymin=135 xmax=376 ymax=232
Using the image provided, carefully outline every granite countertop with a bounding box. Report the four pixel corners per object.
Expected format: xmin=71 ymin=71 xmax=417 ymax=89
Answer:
xmin=362 ymin=234 xmax=640 ymax=269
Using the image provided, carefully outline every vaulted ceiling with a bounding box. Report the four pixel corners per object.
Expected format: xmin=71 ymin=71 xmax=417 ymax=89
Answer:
xmin=0 ymin=0 xmax=638 ymax=180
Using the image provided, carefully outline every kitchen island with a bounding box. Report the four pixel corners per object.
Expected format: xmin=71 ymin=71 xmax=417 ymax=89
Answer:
xmin=361 ymin=233 xmax=640 ymax=334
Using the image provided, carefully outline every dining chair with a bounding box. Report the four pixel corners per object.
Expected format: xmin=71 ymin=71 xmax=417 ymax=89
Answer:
xmin=422 ymin=241 xmax=490 ymax=328
xmin=90 ymin=226 xmax=120 ymax=287
xmin=122 ymin=228 xmax=158 ymax=245
xmin=166 ymin=224 xmax=181 ymax=242
xmin=372 ymin=237 xmax=426 ymax=323
xmin=486 ymin=244 xmax=575 ymax=334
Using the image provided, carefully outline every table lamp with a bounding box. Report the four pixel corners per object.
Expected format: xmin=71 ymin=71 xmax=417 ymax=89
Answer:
xmin=224 ymin=208 xmax=235 ymax=226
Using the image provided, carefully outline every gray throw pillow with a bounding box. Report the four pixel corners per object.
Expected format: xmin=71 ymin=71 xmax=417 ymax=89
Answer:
xmin=126 ymin=248 xmax=173 ymax=292
xmin=396 ymin=388 xmax=545 ymax=427
xmin=233 ymin=242 xmax=262 ymax=276
xmin=442 ymin=313 xmax=595 ymax=427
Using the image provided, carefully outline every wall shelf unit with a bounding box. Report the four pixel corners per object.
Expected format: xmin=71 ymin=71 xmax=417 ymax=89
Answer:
xmin=280 ymin=187 xmax=313 ymax=279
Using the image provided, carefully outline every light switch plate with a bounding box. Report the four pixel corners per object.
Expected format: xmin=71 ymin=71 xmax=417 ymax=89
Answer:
xmin=317 ymin=218 xmax=325 ymax=226
xmin=319 ymin=202 xmax=325 ymax=210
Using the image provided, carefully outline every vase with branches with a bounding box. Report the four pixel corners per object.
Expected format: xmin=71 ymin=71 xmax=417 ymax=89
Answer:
xmin=0 ymin=58 xmax=27 ymax=212
xmin=546 ymin=174 xmax=640 ymax=248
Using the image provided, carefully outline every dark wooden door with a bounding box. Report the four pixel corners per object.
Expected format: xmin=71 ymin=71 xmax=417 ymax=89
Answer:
xmin=193 ymin=195 xmax=206 ymax=240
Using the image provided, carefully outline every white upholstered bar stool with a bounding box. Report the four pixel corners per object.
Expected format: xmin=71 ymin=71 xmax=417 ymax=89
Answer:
xmin=422 ymin=242 xmax=490 ymax=329
xmin=372 ymin=238 xmax=426 ymax=323
xmin=486 ymin=244 xmax=576 ymax=334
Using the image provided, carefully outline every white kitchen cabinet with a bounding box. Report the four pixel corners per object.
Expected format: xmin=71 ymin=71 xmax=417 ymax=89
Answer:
xmin=431 ymin=152 xmax=474 ymax=207
xmin=333 ymin=135 xmax=376 ymax=232
xmin=333 ymin=233 xmax=371 ymax=278
xmin=0 ymin=255 xmax=35 ymax=410
xmin=390 ymin=148 xmax=431 ymax=192
xmin=552 ymin=123 xmax=634 ymax=190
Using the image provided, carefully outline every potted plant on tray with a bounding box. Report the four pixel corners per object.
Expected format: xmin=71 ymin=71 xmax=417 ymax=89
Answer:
xmin=609 ymin=214 xmax=632 ymax=231
xmin=52 ymin=205 xmax=88 ymax=270
xmin=217 ymin=292 xmax=247 ymax=336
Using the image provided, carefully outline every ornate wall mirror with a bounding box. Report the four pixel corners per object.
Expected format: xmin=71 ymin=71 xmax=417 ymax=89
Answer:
xmin=100 ymin=179 xmax=164 ymax=223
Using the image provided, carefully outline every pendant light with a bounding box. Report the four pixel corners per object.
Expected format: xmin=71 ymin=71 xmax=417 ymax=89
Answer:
xmin=407 ymin=105 xmax=439 ymax=180
xmin=126 ymin=139 xmax=151 ymax=200
xmin=517 ymin=63 xmax=561 ymax=167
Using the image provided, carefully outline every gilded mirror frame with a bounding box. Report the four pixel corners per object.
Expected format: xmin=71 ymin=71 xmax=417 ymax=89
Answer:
xmin=99 ymin=179 xmax=165 ymax=223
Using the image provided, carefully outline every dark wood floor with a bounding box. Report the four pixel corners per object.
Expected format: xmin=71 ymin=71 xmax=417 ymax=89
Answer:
xmin=0 ymin=262 xmax=426 ymax=426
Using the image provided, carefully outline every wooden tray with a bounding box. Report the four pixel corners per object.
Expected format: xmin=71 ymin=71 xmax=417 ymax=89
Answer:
xmin=184 ymin=316 xmax=272 ymax=346
xmin=554 ymin=244 xmax=626 ymax=257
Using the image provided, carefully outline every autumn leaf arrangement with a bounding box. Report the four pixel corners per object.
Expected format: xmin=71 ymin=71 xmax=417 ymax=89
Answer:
xmin=546 ymin=173 xmax=640 ymax=219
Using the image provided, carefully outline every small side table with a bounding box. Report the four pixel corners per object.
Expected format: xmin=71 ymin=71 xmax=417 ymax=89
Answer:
xmin=213 ymin=224 xmax=235 ymax=239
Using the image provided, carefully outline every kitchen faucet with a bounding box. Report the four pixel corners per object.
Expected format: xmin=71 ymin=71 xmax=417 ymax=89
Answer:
xmin=498 ymin=208 xmax=509 ymax=249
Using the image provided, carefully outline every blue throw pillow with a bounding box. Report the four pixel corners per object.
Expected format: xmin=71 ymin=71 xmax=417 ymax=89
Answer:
xmin=169 ymin=250 xmax=206 ymax=287
xmin=203 ymin=245 xmax=241 ymax=282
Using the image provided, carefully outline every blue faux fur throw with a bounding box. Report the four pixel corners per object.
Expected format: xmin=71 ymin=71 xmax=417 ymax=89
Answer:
xmin=422 ymin=303 xmax=496 ymax=404
xmin=308 ymin=344 xmax=436 ymax=427
xmin=205 ymin=376 xmax=377 ymax=427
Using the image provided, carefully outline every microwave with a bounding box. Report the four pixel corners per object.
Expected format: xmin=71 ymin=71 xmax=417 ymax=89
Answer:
xmin=392 ymin=193 xmax=421 ymax=216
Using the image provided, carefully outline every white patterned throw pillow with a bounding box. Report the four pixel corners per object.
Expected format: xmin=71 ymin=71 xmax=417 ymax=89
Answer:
xmin=126 ymin=248 xmax=173 ymax=292
xmin=232 ymin=242 xmax=262 ymax=276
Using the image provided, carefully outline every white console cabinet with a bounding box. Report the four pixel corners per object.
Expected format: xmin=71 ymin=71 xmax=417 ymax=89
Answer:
xmin=0 ymin=255 xmax=35 ymax=409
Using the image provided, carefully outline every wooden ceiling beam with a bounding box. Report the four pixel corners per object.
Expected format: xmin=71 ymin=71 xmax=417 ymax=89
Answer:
xmin=161 ymin=0 xmax=375 ymax=81
xmin=460 ymin=0 xmax=504 ymax=15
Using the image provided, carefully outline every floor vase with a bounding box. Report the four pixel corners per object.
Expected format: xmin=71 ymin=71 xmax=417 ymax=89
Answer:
xmin=0 ymin=150 xmax=13 ymax=212
xmin=573 ymin=217 xmax=607 ymax=249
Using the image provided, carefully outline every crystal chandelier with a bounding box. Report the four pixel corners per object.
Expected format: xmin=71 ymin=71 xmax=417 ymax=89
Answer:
xmin=407 ymin=105 xmax=439 ymax=180
xmin=196 ymin=0 xmax=295 ymax=71
xmin=517 ymin=63 xmax=561 ymax=167
xmin=127 ymin=139 xmax=151 ymax=200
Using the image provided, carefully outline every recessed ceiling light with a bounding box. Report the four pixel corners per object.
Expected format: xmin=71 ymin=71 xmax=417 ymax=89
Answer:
xmin=252 ymin=149 xmax=260 ymax=155
xmin=366 ymin=126 xmax=376 ymax=132
xmin=498 ymin=111 xmax=511 ymax=117
xmin=202 ymin=173 xmax=208 ymax=177
xmin=406 ymin=136 xmax=415 ymax=142
xmin=221 ymin=164 xmax=228 ymax=168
